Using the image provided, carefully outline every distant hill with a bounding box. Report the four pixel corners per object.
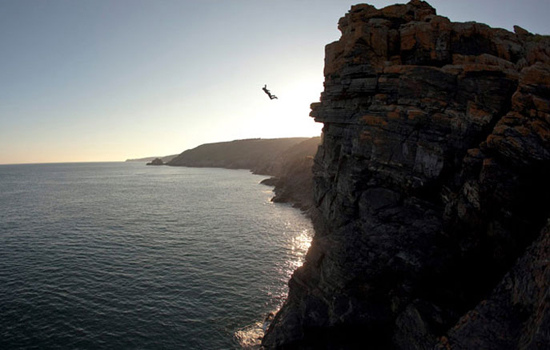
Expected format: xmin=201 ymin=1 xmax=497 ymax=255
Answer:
xmin=167 ymin=138 xmax=311 ymax=174
xmin=126 ymin=154 xmax=178 ymax=163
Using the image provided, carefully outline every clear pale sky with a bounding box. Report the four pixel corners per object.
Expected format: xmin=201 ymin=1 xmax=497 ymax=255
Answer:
xmin=1 ymin=0 xmax=548 ymax=164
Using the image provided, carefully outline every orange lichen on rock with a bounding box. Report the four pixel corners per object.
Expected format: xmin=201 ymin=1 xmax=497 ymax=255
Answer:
xmin=264 ymin=1 xmax=550 ymax=349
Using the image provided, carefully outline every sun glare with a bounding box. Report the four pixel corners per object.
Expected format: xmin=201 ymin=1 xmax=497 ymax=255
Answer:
xmin=289 ymin=229 xmax=312 ymax=269
xmin=260 ymin=79 xmax=324 ymax=138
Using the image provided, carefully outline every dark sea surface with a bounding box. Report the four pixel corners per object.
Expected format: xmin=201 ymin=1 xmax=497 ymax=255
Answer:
xmin=0 ymin=162 xmax=312 ymax=349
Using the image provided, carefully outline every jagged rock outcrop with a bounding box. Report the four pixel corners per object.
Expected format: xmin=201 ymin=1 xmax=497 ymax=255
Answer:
xmin=438 ymin=221 xmax=550 ymax=350
xmin=263 ymin=1 xmax=550 ymax=348
xmin=261 ymin=137 xmax=321 ymax=211
xmin=146 ymin=158 xmax=164 ymax=166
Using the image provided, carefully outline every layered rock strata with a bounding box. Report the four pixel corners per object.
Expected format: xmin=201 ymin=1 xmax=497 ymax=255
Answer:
xmin=263 ymin=1 xmax=550 ymax=348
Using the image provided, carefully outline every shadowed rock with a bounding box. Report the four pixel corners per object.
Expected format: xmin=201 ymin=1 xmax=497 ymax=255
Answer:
xmin=146 ymin=158 xmax=164 ymax=166
xmin=263 ymin=1 xmax=550 ymax=348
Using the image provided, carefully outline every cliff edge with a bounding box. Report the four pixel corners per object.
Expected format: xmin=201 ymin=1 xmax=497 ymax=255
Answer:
xmin=263 ymin=1 xmax=550 ymax=348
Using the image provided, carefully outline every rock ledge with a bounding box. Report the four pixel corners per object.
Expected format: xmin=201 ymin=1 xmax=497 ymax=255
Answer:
xmin=263 ymin=1 xmax=550 ymax=348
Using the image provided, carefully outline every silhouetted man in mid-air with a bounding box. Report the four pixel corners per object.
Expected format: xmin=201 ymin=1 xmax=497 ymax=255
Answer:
xmin=262 ymin=85 xmax=278 ymax=100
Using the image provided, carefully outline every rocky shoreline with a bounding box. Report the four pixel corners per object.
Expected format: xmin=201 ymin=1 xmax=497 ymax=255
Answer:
xmin=258 ymin=137 xmax=320 ymax=212
xmin=263 ymin=1 xmax=550 ymax=348
xmin=164 ymin=137 xmax=320 ymax=211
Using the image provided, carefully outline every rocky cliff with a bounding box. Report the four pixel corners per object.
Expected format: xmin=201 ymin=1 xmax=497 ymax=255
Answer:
xmin=260 ymin=137 xmax=321 ymax=211
xmin=263 ymin=1 xmax=550 ymax=348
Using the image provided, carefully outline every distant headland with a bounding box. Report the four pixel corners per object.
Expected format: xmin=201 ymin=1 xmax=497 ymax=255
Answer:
xmin=126 ymin=155 xmax=177 ymax=163
xmin=136 ymin=137 xmax=321 ymax=210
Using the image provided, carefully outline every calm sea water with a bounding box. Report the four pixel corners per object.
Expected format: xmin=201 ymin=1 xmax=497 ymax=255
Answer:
xmin=0 ymin=162 xmax=312 ymax=349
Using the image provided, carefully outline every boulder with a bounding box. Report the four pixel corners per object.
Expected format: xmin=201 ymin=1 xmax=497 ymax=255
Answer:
xmin=146 ymin=158 xmax=164 ymax=166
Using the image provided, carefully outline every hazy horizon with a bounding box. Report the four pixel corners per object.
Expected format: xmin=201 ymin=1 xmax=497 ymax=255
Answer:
xmin=2 ymin=0 xmax=549 ymax=165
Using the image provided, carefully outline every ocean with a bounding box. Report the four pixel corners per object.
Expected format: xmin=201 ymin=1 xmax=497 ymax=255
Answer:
xmin=0 ymin=162 xmax=313 ymax=349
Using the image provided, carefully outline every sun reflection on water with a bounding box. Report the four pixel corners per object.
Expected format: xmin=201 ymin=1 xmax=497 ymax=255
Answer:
xmin=235 ymin=226 xmax=312 ymax=349
xmin=289 ymin=229 xmax=312 ymax=269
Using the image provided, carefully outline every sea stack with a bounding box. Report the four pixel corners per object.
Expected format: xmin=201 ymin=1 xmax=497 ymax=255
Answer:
xmin=263 ymin=1 xmax=550 ymax=348
xmin=146 ymin=158 xmax=164 ymax=166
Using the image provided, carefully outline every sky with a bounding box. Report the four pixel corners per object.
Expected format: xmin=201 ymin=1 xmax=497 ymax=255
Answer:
xmin=1 ymin=0 xmax=549 ymax=164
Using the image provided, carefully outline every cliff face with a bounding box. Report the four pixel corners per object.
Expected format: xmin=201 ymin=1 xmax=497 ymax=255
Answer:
xmin=261 ymin=137 xmax=321 ymax=211
xmin=263 ymin=1 xmax=550 ymax=348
